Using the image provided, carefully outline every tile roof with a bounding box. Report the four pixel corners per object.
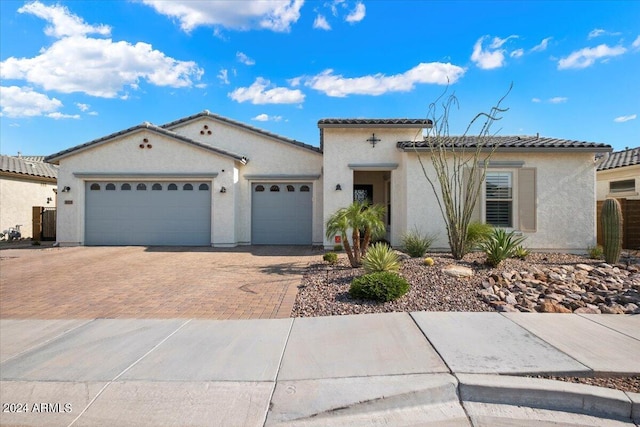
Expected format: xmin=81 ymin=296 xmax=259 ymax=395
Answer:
xmin=0 ymin=155 xmax=58 ymax=179
xmin=597 ymin=147 xmax=640 ymax=171
xmin=318 ymin=118 xmax=432 ymax=128
xmin=162 ymin=110 xmax=322 ymax=153
xmin=45 ymin=123 xmax=248 ymax=164
xmin=397 ymin=135 xmax=612 ymax=152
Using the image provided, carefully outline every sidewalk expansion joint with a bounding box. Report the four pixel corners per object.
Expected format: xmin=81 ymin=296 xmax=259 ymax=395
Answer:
xmin=262 ymin=317 xmax=295 ymax=427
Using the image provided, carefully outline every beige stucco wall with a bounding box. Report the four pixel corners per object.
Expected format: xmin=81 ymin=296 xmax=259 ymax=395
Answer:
xmin=55 ymin=116 xmax=324 ymax=246
xmin=596 ymin=165 xmax=640 ymax=201
xmin=0 ymin=175 xmax=56 ymax=239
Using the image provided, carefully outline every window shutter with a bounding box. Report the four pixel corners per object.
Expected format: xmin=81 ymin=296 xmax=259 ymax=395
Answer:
xmin=463 ymin=167 xmax=482 ymax=222
xmin=518 ymin=168 xmax=536 ymax=232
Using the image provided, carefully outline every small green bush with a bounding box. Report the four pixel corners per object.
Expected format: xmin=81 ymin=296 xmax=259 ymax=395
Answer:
xmin=363 ymin=242 xmax=400 ymax=273
xmin=401 ymin=228 xmax=435 ymax=257
xmin=513 ymin=245 xmax=529 ymax=260
xmin=350 ymin=271 xmax=410 ymax=302
xmin=587 ymin=245 xmax=603 ymax=260
xmin=333 ymin=244 xmax=343 ymax=252
xmin=466 ymin=221 xmax=493 ymax=250
xmin=323 ymin=252 xmax=338 ymax=264
xmin=480 ymin=229 xmax=527 ymax=267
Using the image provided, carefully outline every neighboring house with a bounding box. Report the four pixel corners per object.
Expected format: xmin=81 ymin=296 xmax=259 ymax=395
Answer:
xmin=46 ymin=111 xmax=611 ymax=252
xmin=596 ymin=147 xmax=640 ymax=201
xmin=0 ymin=154 xmax=58 ymax=239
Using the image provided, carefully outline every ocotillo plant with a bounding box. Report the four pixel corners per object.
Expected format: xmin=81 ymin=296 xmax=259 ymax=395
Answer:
xmin=601 ymin=198 xmax=623 ymax=264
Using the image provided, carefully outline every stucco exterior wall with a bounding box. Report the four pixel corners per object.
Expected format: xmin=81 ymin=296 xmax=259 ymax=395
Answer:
xmin=596 ymin=165 xmax=640 ymax=201
xmin=55 ymin=129 xmax=236 ymax=246
xmin=0 ymin=176 xmax=56 ymax=239
xmin=405 ymin=151 xmax=598 ymax=252
xmin=169 ymin=117 xmax=324 ymax=245
xmin=321 ymin=127 xmax=422 ymax=247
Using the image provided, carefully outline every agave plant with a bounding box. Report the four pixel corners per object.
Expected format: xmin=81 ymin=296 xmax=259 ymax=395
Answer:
xmin=480 ymin=228 xmax=527 ymax=267
xmin=362 ymin=242 xmax=400 ymax=273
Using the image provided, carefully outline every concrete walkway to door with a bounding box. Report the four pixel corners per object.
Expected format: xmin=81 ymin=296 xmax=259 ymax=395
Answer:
xmin=0 ymin=245 xmax=321 ymax=320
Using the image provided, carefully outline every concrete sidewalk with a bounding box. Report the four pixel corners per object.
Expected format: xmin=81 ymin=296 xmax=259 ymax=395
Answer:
xmin=1 ymin=313 xmax=639 ymax=426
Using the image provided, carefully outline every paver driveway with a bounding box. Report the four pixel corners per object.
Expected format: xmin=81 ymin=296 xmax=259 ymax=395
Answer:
xmin=0 ymin=245 xmax=320 ymax=319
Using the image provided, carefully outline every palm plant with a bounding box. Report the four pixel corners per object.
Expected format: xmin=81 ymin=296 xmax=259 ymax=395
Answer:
xmin=325 ymin=201 xmax=386 ymax=267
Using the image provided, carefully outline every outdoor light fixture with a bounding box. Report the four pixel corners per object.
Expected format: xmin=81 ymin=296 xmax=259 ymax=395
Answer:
xmin=46 ymin=197 xmax=53 ymax=204
xmin=61 ymin=186 xmax=71 ymax=193
xmin=335 ymin=184 xmax=342 ymax=191
xmin=220 ymin=186 xmax=227 ymax=193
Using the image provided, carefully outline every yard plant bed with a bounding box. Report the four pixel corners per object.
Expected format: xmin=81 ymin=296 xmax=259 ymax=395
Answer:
xmin=292 ymin=252 xmax=640 ymax=317
xmin=528 ymin=375 xmax=640 ymax=393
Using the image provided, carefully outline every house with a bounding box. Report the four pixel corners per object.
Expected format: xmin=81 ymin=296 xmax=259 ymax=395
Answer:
xmin=0 ymin=154 xmax=58 ymax=239
xmin=596 ymin=147 xmax=640 ymax=249
xmin=45 ymin=111 xmax=611 ymax=252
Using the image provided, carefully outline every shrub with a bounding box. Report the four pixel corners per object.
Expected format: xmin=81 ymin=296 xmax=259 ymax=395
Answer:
xmin=362 ymin=242 xmax=400 ymax=273
xmin=423 ymin=257 xmax=434 ymax=266
xmin=587 ymin=245 xmax=604 ymax=260
xmin=513 ymin=245 xmax=529 ymax=260
xmin=466 ymin=221 xmax=493 ymax=251
xmin=401 ymin=228 xmax=436 ymax=257
xmin=323 ymin=252 xmax=338 ymax=264
xmin=480 ymin=229 xmax=527 ymax=267
xmin=350 ymin=272 xmax=410 ymax=302
xmin=333 ymin=244 xmax=343 ymax=252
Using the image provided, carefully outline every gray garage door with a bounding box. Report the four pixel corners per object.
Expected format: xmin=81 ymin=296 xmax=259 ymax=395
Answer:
xmin=252 ymin=183 xmax=312 ymax=245
xmin=85 ymin=181 xmax=211 ymax=246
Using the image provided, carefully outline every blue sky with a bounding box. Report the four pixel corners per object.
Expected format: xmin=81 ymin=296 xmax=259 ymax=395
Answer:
xmin=1 ymin=0 xmax=638 ymax=156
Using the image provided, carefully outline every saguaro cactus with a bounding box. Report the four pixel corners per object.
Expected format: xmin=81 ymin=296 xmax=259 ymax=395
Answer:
xmin=601 ymin=198 xmax=623 ymax=264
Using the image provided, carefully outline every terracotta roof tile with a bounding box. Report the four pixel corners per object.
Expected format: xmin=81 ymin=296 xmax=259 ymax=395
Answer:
xmin=318 ymin=118 xmax=432 ymax=127
xmin=0 ymin=155 xmax=58 ymax=179
xmin=397 ymin=135 xmax=611 ymax=152
xmin=597 ymin=147 xmax=640 ymax=170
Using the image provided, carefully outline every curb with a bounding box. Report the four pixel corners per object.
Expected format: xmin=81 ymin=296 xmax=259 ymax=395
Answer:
xmin=456 ymin=373 xmax=635 ymax=422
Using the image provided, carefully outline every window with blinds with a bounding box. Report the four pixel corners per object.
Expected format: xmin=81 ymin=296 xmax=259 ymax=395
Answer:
xmin=486 ymin=172 xmax=512 ymax=227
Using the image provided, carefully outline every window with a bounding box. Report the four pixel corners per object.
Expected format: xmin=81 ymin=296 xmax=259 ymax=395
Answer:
xmin=90 ymin=183 xmax=100 ymax=191
xmin=199 ymin=183 xmax=209 ymax=191
xmin=485 ymin=172 xmax=512 ymax=227
xmin=136 ymin=183 xmax=147 ymax=191
xmin=287 ymin=185 xmax=295 ymax=192
xmin=106 ymin=183 xmax=116 ymax=191
xmin=152 ymin=183 xmax=162 ymax=191
xmin=270 ymin=185 xmax=280 ymax=192
xmin=300 ymin=185 xmax=310 ymax=192
xmin=168 ymin=183 xmax=177 ymax=191
xmin=255 ymin=185 xmax=265 ymax=192
xmin=183 ymin=183 xmax=193 ymax=191
xmin=121 ymin=183 xmax=131 ymax=191
xmin=610 ymin=179 xmax=635 ymax=193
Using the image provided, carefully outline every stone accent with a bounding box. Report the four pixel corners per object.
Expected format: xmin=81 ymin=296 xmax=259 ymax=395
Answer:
xmin=443 ymin=265 xmax=474 ymax=278
xmin=478 ymin=263 xmax=640 ymax=314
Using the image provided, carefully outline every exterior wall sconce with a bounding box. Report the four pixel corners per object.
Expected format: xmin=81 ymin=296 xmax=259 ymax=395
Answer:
xmin=61 ymin=186 xmax=71 ymax=193
xmin=220 ymin=186 xmax=227 ymax=193
xmin=46 ymin=197 xmax=53 ymax=204
xmin=335 ymin=184 xmax=342 ymax=191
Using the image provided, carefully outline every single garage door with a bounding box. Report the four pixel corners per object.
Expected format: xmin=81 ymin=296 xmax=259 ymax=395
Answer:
xmin=252 ymin=183 xmax=312 ymax=245
xmin=85 ymin=181 xmax=211 ymax=246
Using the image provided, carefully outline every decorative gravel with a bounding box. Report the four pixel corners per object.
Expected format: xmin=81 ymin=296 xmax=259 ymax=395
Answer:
xmin=529 ymin=375 xmax=640 ymax=393
xmin=292 ymin=251 xmax=602 ymax=317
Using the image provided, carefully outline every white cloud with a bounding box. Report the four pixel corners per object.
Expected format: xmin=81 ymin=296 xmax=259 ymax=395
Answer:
xmin=531 ymin=98 xmax=541 ymax=103
xmin=510 ymin=49 xmax=524 ymax=58
xmin=614 ymin=114 xmax=636 ymax=123
xmin=302 ymin=62 xmax=465 ymax=97
xmin=531 ymin=37 xmax=552 ymax=52
xmin=0 ymin=86 xmax=62 ymax=118
xmin=236 ymin=52 xmax=255 ymax=66
xmin=549 ymin=97 xmax=568 ymax=103
xmin=588 ymin=28 xmax=621 ymax=39
xmin=490 ymin=35 xmax=518 ymax=49
xmin=47 ymin=112 xmax=80 ymax=120
xmin=218 ymin=68 xmax=230 ymax=84
xmin=229 ymin=77 xmax=305 ymax=104
xmin=345 ymin=2 xmax=365 ymax=23
xmin=18 ymin=1 xmax=110 ymax=38
xmin=75 ymin=102 xmax=90 ymax=111
xmin=252 ymin=113 xmax=283 ymax=122
xmin=88 ymin=111 xmax=99 ymax=116
xmin=632 ymin=35 xmax=640 ymax=49
xmin=2 ymin=3 xmax=204 ymax=98
xmin=558 ymin=44 xmax=627 ymax=69
xmin=141 ymin=0 xmax=304 ymax=32
xmin=471 ymin=36 xmax=507 ymax=69
xmin=313 ymin=14 xmax=331 ymax=30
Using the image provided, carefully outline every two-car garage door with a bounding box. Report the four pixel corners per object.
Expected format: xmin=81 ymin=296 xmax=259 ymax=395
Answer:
xmin=85 ymin=181 xmax=211 ymax=246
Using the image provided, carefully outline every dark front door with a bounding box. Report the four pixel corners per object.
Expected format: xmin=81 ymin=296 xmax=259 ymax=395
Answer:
xmin=353 ymin=184 xmax=373 ymax=205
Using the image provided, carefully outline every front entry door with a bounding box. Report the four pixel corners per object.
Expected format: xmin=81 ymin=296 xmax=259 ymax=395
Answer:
xmin=353 ymin=184 xmax=373 ymax=204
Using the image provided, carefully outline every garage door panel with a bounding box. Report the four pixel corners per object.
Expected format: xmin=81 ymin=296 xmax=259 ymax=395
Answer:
xmin=252 ymin=183 xmax=312 ymax=245
xmin=85 ymin=182 xmax=211 ymax=246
